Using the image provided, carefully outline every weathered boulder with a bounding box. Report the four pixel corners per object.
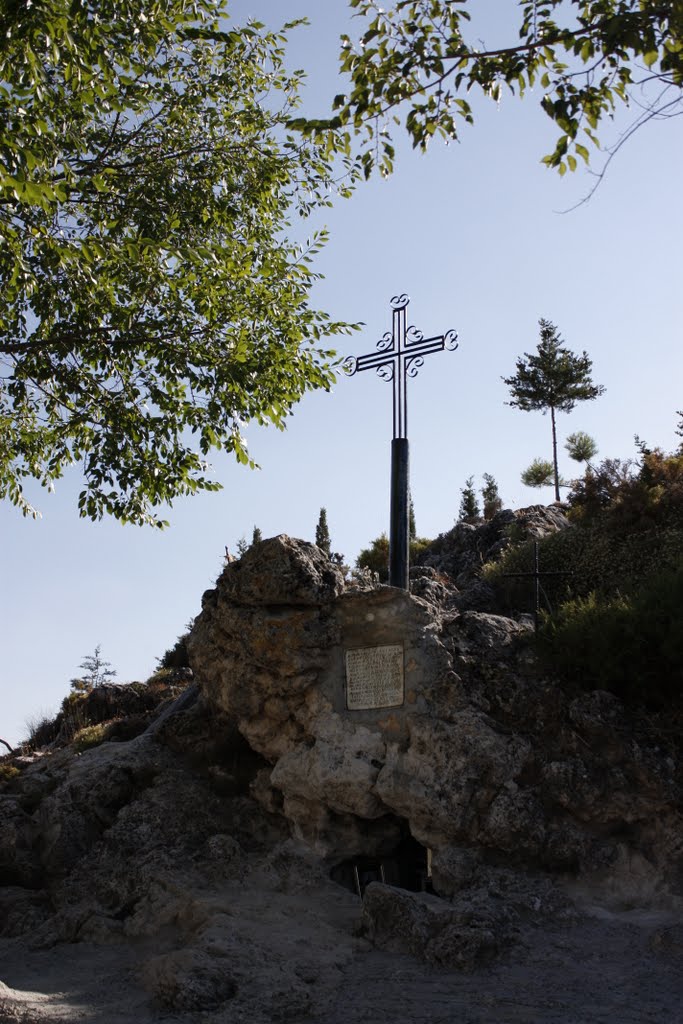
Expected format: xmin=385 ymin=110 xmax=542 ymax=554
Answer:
xmin=359 ymin=882 xmax=503 ymax=970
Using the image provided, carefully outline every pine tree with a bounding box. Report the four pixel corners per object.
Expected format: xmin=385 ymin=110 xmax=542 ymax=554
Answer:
xmin=458 ymin=477 xmax=481 ymax=524
xmin=481 ymin=473 xmax=503 ymax=520
xmin=315 ymin=507 xmax=331 ymax=557
xmin=70 ymin=645 xmax=117 ymax=694
xmin=251 ymin=525 xmax=263 ymax=546
xmin=503 ymin=320 xmax=605 ymax=500
xmin=236 ymin=536 xmax=249 ymax=557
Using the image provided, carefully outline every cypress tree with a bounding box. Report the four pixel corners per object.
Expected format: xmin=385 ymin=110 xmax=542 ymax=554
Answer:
xmin=315 ymin=507 xmax=332 ymax=557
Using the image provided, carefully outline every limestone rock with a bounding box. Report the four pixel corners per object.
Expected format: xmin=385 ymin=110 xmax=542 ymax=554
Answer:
xmin=203 ymin=534 xmax=345 ymax=608
xmin=143 ymin=947 xmax=238 ymax=1011
xmin=359 ymin=882 xmax=503 ymax=971
xmin=1 ymin=531 xmax=680 ymax=1023
xmin=187 ymin=534 xmax=683 ymax=902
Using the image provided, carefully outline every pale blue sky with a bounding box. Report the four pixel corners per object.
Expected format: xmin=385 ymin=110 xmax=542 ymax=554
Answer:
xmin=2 ymin=1 xmax=681 ymax=746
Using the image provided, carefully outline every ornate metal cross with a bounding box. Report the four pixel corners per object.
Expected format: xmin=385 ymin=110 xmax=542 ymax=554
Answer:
xmin=344 ymin=294 xmax=458 ymax=589
xmin=343 ymin=293 xmax=458 ymax=440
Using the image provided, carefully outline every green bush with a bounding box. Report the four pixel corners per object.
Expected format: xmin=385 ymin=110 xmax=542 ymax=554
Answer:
xmin=485 ymin=521 xmax=683 ymax=616
xmin=356 ymin=533 xmax=433 ymax=583
xmin=536 ymin=563 xmax=683 ymax=708
xmin=73 ymin=722 xmax=113 ymax=753
xmin=0 ymin=764 xmax=20 ymax=785
xmin=156 ymin=632 xmax=191 ymax=670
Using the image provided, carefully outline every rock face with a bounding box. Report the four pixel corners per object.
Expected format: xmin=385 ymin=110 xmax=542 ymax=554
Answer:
xmin=1 ymin=708 xmax=361 ymax=1022
xmin=188 ymin=534 xmax=683 ymax=910
xmin=413 ymin=504 xmax=571 ymax=608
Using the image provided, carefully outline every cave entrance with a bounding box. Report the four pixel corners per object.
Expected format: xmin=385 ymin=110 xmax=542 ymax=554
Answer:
xmin=331 ymin=834 xmax=432 ymax=898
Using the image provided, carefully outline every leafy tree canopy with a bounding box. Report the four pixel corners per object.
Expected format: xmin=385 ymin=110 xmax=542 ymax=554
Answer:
xmin=297 ymin=0 xmax=683 ymax=180
xmin=1 ymin=0 xmax=358 ymax=526
xmin=355 ymin=530 xmax=431 ymax=581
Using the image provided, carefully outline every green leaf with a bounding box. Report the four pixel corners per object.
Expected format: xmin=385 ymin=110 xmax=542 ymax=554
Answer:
xmin=0 ymin=0 xmax=356 ymax=527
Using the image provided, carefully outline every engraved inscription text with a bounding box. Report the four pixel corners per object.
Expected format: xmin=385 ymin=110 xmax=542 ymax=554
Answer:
xmin=345 ymin=644 xmax=404 ymax=710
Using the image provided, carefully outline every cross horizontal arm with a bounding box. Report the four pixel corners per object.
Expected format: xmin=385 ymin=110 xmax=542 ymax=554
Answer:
xmin=355 ymin=350 xmax=397 ymax=373
xmin=407 ymin=329 xmax=459 ymax=353
xmin=405 ymin=337 xmax=448 ymax=358
xmin=405 ymin=335 xmax=448 ymax=352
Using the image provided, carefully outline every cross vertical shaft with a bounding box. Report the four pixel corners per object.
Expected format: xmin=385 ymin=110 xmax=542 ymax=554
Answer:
xmin=344 ymin=295 xmax=458 ymax=589
xmin=390 ymin=436 xmax=410 ymax=588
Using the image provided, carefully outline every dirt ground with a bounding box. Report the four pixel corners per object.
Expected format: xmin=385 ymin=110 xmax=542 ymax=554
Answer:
xmin=1 ymin=886 xmax=681 ymax=1024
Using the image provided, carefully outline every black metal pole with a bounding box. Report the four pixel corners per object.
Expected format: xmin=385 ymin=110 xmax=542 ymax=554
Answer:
xmin=389 ymin=438 xmax=410 ymax=589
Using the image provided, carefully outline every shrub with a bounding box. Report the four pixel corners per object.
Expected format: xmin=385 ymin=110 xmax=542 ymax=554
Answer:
xmin=59 ymin=691 xmax=90 ymax=738
xmin=23 ymin=713 xmax=59 ymax=750
xmin=157 ymin=635 xmax=191 ymax=670
xmin=0 ymin=764 xmax=20 ymax=785
xmin=568 ymin=450 xmax=683 ymax=530
xmin=536 ymin=563 xmax=683 ymax=708
xmin=356 ymin=533 xmax=433 ymax=583
xmin=73 ymin=722 xmax=113 ymax=753
xmin=485 ymin=518 xmax=683 ymax=616
xmin=157 ymin=622 xmax=193 ymax=670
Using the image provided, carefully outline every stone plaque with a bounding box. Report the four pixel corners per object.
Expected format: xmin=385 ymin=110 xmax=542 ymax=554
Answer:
xmin=345 ymin=644 xmax=404 ymax=710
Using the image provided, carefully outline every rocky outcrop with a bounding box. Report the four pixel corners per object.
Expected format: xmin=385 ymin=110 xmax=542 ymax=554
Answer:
xmin=188 ymin=534 xmax=683 ymax=915
xmin=1 ymin=528 xmax=681 ymax=1024
xmin=412 ymin=504 xmax=571 ymax=608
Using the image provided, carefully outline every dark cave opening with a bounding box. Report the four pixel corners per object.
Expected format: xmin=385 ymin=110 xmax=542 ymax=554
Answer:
xmin=330 ymin=832 xmax=432 ymax=897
